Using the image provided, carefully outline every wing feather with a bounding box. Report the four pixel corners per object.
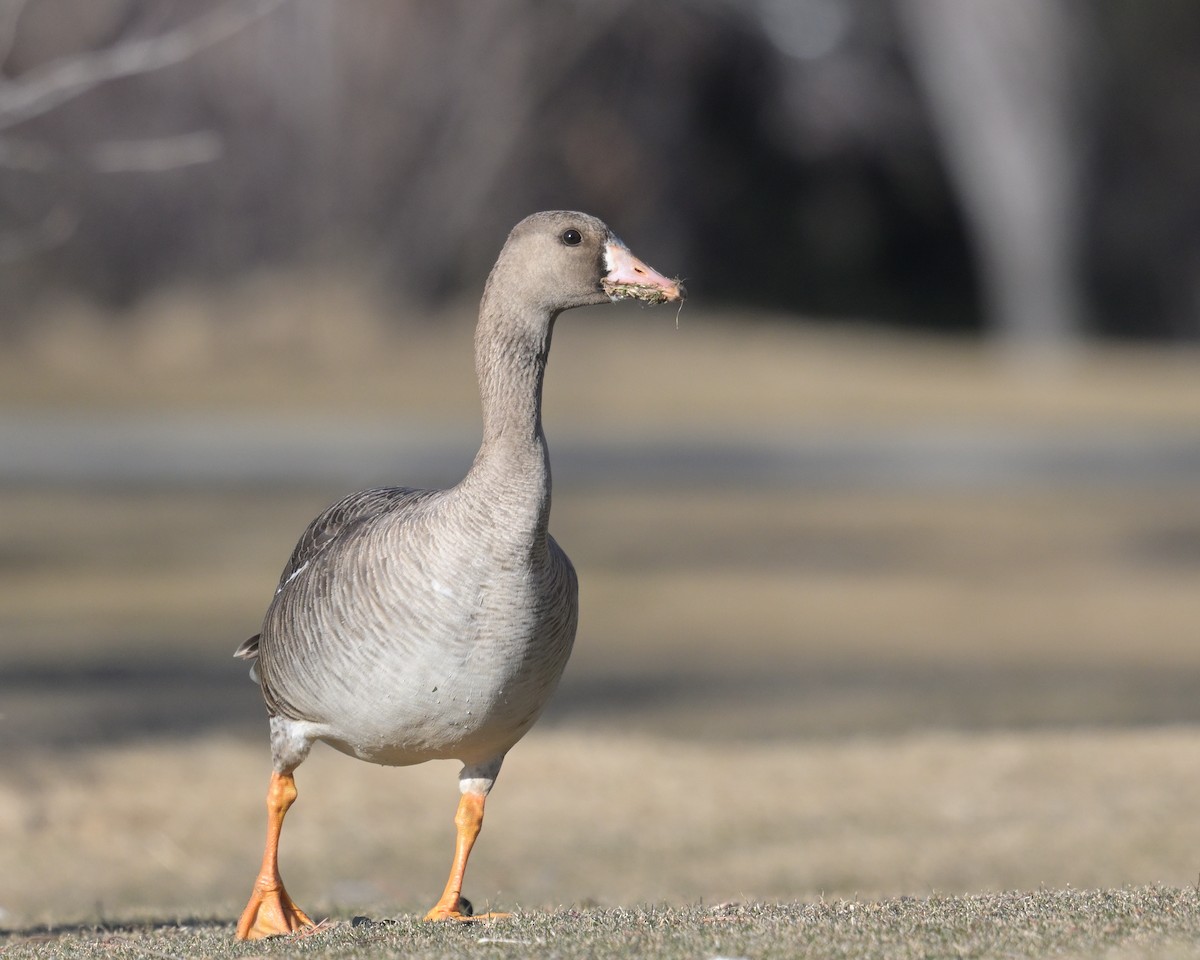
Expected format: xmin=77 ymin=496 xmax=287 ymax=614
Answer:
xmin=234 ymin=486 xmax=437 ymax=715
xmin=271 ymin=487 xmax=430 ymax=594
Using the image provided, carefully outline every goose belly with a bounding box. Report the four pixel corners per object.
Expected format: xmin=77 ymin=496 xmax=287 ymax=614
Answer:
xmin=318 ymin=630 xmax=573 ymax=766
xmin=259 ymin=512 xmax=581 ymax=766
xmin=270 ymin=573 xmax=578 ymax=766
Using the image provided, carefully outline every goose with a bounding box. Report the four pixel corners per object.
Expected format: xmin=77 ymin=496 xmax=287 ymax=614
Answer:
xmin=233 ymin=211 xmax=683 ymax=939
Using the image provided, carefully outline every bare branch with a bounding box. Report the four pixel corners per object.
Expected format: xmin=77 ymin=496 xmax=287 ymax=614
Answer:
xmin=0 ymin=0 xmax=291 ymax=133
xmin=88 ymin=131 xmax=222 ymax=173
xmin=0 ymin=203 xmax=76 ymax=262
xmin=0 ymin=0 xmax=32 ymax=75
xmin=0 ymin=133 xmax=54 ymax=169
xmin=0 ymin=129 xmax=223 ymax=173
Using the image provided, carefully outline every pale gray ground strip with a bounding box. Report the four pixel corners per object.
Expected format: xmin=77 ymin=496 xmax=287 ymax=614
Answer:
xmin=2 ymin=414 xmax=1200 ymax=490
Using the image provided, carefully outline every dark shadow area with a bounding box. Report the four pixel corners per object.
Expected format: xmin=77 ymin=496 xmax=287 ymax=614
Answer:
xmin=548 ymin=666 xmax=1200 ymax=740
xmin=0 ymin=660 xmax=266 ymax=755
xmin=4 ymin=656 xmax=1200 ymax=756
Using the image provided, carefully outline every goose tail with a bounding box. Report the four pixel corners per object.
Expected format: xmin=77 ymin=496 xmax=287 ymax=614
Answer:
xmin=234 ymin=633 xmax=261 ymax=683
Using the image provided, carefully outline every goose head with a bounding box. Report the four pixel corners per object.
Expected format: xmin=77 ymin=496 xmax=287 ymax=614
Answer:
xmin=484 ymin=211 xmax=684 ymax=317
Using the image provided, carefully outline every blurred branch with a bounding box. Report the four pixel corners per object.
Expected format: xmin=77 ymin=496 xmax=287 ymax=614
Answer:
xmin=0 ymin=0 xmax=32 ymax=74
xmin=393 ymin=0 xmax=640 ymax=290
xmin=0 ymin=0 xmax=283 ymax=265
xmin=0 ymin=203 xmax=75 ymax=261
xmin=88 ymin=131 xmax=222 ymax=172
xmin=0 ymin=0 xmax=290 ymax=132
xmin=0 ymin=130 xmax=222 ymax=172
xmin=0 ymin=133 xmax=52 ymax=169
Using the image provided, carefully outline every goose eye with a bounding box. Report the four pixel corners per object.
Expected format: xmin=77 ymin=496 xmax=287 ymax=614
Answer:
xmin=561 ymin=229 xmax=582 ymax=246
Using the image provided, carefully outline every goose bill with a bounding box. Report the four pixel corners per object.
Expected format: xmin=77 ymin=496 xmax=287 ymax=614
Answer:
xmin=602 ymin=241 xmax=685 ymax=304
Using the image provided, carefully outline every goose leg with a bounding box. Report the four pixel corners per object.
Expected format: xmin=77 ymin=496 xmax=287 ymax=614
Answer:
xmin=237 ymin=770 xmax=314 ymax=939
xmin=424 ymin=790 xmax=512 ymax=921
xmin=425 ymin=790 xmax=486 ymax=920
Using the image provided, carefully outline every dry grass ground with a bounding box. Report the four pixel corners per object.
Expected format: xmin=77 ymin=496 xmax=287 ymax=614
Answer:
xmin=2 ymin=298 xmax=1200 ymax=955
xmin=5 ymin=728 xmax=1200 ymax=929
xmin=6 ymin=891 xmax=1200 ymax=960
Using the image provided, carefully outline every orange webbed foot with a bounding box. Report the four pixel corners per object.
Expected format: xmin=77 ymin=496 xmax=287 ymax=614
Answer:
xmin=236 ymin=880 xmax=316 ymax=940
xmin=423 ymin=896 xmax=511 ymax=922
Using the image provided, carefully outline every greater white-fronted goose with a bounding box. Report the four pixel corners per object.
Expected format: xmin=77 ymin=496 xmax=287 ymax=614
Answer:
xmin=234 ymin=211 xmax=683 ymax=939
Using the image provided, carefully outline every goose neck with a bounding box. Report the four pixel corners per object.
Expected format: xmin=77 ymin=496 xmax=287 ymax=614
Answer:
xmin=461 ymin=303 xmax=557 ymax=531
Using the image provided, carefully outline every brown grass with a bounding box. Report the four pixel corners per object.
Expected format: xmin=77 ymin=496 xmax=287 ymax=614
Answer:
xmin=4 ymin=280 xmax=1200 ymax=431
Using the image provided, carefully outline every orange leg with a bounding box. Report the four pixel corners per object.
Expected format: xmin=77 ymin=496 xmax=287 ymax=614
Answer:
xmin=236 ymin=771 xmax=315 ymax=940
xmin=423 ymin=791 xmax=508 ymax=921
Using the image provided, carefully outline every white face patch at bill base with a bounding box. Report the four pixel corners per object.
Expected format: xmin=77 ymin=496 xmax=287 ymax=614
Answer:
xmin=602 ymin=238 xmax=624 ymax=275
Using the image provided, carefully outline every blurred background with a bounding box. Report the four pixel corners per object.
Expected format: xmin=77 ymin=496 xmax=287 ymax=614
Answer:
xmin=2 ymin=0 xmax=1200 ymax=927
xmin=1 ymin=0 xmax=1199 ymax=341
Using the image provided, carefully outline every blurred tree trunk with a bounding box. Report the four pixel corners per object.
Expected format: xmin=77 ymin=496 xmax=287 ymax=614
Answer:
xmin=895 ymin=0 xmax=1090 ymax=356
xmin=255 ymin=0 xmax=340 ymax=255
